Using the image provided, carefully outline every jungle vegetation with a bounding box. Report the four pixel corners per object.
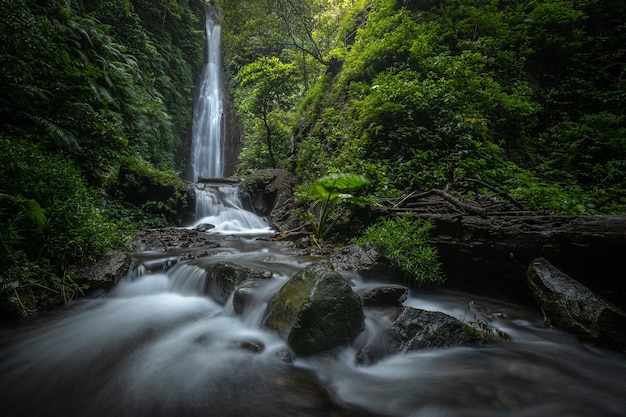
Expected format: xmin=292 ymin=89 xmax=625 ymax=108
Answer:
xmin=0 ymin=0 xmax=206 ymax=315
xmin=218 ymin=0 xmax=626 ymax=215
xmin=1 ymin=0 xmax=625 ymax=314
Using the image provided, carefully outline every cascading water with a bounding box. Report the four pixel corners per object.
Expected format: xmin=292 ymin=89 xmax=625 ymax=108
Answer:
xmin=1 ymin=8 xmax=626 ymax=417
xmin=186 ymin=6 xmax=268 ymax=233
xmin=193 ymin=183 xmax=270 ymax=234
xmin=188 ymin=7 xmax=224 ymax=182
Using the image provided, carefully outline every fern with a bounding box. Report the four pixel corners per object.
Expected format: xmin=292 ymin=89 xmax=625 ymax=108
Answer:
xmin=27 ymin=114 xmax=80 ymax=152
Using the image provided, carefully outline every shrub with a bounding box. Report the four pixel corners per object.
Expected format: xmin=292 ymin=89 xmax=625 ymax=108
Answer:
xmin=0 ymin=138 xmax=122 ymax=315
xmin=353 ymin=214 xmax=444 ymax=287
xmin=107 ymin=157 xmax=192 ymax=228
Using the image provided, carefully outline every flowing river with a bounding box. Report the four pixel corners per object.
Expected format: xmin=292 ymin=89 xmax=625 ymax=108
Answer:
xmin=1 ymin=193 xmax=625 ymax=417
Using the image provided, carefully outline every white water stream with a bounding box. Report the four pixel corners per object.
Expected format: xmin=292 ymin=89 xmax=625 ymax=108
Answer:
xmin=1 ymin=256 xmax=625 ymax=416
xmin=1 ymin=7 xmax=625 ymax=417
xmin=187 ymin=7 xmax=224 ymax=182
xmin=193 ymin=183 xmax=271 ymax=235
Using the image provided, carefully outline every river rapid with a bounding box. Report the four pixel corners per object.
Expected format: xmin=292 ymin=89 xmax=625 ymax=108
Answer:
xmin=1 ymin=208 xmax=625 ymax=417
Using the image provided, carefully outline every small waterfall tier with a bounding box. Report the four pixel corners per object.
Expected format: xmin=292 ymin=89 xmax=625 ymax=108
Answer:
xmin=193 ymin=184 xmax=270 ymax=234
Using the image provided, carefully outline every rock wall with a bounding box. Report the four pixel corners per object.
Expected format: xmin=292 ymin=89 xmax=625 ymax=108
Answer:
xmin=222 ymin=69 xmax=243 ymax=177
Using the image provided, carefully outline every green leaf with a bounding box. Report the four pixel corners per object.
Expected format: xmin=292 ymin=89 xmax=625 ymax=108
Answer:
xmin=23 ymin=199 xmax=47 ymax=228
xmin=311 ymin=173 xmax=371 ymax=201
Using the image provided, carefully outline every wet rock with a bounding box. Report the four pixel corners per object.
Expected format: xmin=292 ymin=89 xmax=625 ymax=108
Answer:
xmin=116 ymin=163 xmax=195 ymax=226
xmin=275 ymin=349 xmax=294 ymax=363
xmin=194 ymin=223 xmax=215 ymax=232
xmin=204 ymin=261 xmax=272 ymax=305
xmin=69 ymin=250 xmax=131 ymax=290
xmin=391 ymin=306 xmax=483 ymax=351
xmin=391 ymin=307 xmax=482 ymax=351
xmin=356 ymin=305 xmax=486 ymax=364
xmin=330 ymin=243 xmax=402 ymax=281
xmin=131 ymin=228 xmax=219 ymax=252
xmin=237 ymin=169 xmax=296 ymax=217
xmin=232 ymin=282 xmax=263 ymax=314
xmin=360 ymin=285 xmax=409 ymax=307
xmin=263 ymin=260 xmax=364 ymax=356
xmin=234 ymin=340 xmax=265 ymax=353
xmin=527 ymin=258 xmax=626 ymax=346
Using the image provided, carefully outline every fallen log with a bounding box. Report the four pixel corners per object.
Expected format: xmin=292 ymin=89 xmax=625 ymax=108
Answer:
xmin=420 ymin=214 xmax=626 ymax=309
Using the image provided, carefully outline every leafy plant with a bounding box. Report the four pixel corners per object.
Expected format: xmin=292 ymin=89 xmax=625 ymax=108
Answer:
xmin=461 ymin=301 xmax=510 ymax=340
xmin=308 ymin=173 xmax=371 ymax=241
xmin=0 ymin=193 xmax=47 ymax=314
xmin=238 ymin=56 xmax=298 ymax=169
xmin=0 ymin=138 xmax=122 ymax=316
xmin=107 ymin=157 xmax=191 ymax=228
xmin=353 ymin=214 xmax=444 ymax=287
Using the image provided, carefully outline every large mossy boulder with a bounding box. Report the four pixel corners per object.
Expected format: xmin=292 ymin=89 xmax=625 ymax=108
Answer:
xmin=116 ymin=161 xmax=195 ymax=225
xmin=263 ymin=260 xmax=364 ymax=356
xmin=237 ymin=169 xmax=296 ymax=216
xmin=69 ymin=250 xmax=131 ymax=291
xmin=527 ymin=258 xmax=626 ymax=346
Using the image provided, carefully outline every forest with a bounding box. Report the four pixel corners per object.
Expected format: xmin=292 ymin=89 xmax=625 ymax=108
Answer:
xmin=1 ymin=0 xmax=625 ymax=316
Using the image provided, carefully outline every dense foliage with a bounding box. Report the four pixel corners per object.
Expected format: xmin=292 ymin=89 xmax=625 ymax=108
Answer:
xmin=217 ymin=0 xmax=626 ymax=215
xmin=353 ymin=215 xmax=444 ymax=287
xmin=0 ymin=0 xmax=205 ymax=315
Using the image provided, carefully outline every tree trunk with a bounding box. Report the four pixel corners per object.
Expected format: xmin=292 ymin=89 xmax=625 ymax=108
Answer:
xmin=423 ymin=214 xmax=626 ymax=309
xmin=263 ymin=114 xmax=275 ymax=168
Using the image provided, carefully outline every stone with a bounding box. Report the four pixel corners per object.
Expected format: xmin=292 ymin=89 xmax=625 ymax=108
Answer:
xmin=356 ymin=305 xmax=487 ymax=364
xmin=360 ymin=285 xmax=409 ymax=307
xmin=194 ymin=223 xmax=215 ymax=232
xmin=69 ymin=250 xmax=131 ymax=290
xmin=203 ymin=261 xmax=272 ymax=305
xmin=232 ymin=282 xmax=263 ymax=314
xmin=237 ymin=169 xmax=296 ymax=216
xmin=330 ymin=243 xmax=402 ymax=281
xmin=233 ymin=340 xmax=265 ymax=353
xmin=263 ymin=260 xmax=364 ymax=356
xmin=527 ymin=258 xmax=626 ymax=346
xmin=390 ymin=306 xmax=483 ymax=351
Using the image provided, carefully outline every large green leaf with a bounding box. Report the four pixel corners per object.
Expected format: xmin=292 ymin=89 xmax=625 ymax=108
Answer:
xmin=310 ymin=173 xmax=371 ymax=201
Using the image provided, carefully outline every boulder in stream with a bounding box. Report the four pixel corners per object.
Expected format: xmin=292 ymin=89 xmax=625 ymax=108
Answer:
xmin=357 ymin=306 xmax=488 ymax=364
xmin=331 ymin=243 xmax=402 ymax=281
xmin=360 ymin=285 xmax=409 ymax=307
xmin=69 ymin=250 xmax=131 ymax=290
xmin=391 ymin=306 xmax=484 ymax=351
xmin=204 ymin=261 xmax=272 ymax=305
xmin=263 ymin=260 xmax=364 ymax=356
xmin=527 ymin=257 xmax=626 ymax=346
xmin=232 ymin=282 xmax=263 ymax=314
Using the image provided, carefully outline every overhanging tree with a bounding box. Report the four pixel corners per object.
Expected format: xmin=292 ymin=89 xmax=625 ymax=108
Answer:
xmin=238 ymin=56 xmax=298 ymax=169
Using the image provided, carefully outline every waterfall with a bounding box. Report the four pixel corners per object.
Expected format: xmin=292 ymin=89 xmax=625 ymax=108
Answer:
xmin=186 ymin=8 xmax=268 ymax=233
xmin=188 ymin=8 xmax=224 ymax=182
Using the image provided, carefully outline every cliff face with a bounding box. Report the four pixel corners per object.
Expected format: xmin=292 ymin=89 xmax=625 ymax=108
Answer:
xmin=222 ymin=69 xmax=243 ymax=177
